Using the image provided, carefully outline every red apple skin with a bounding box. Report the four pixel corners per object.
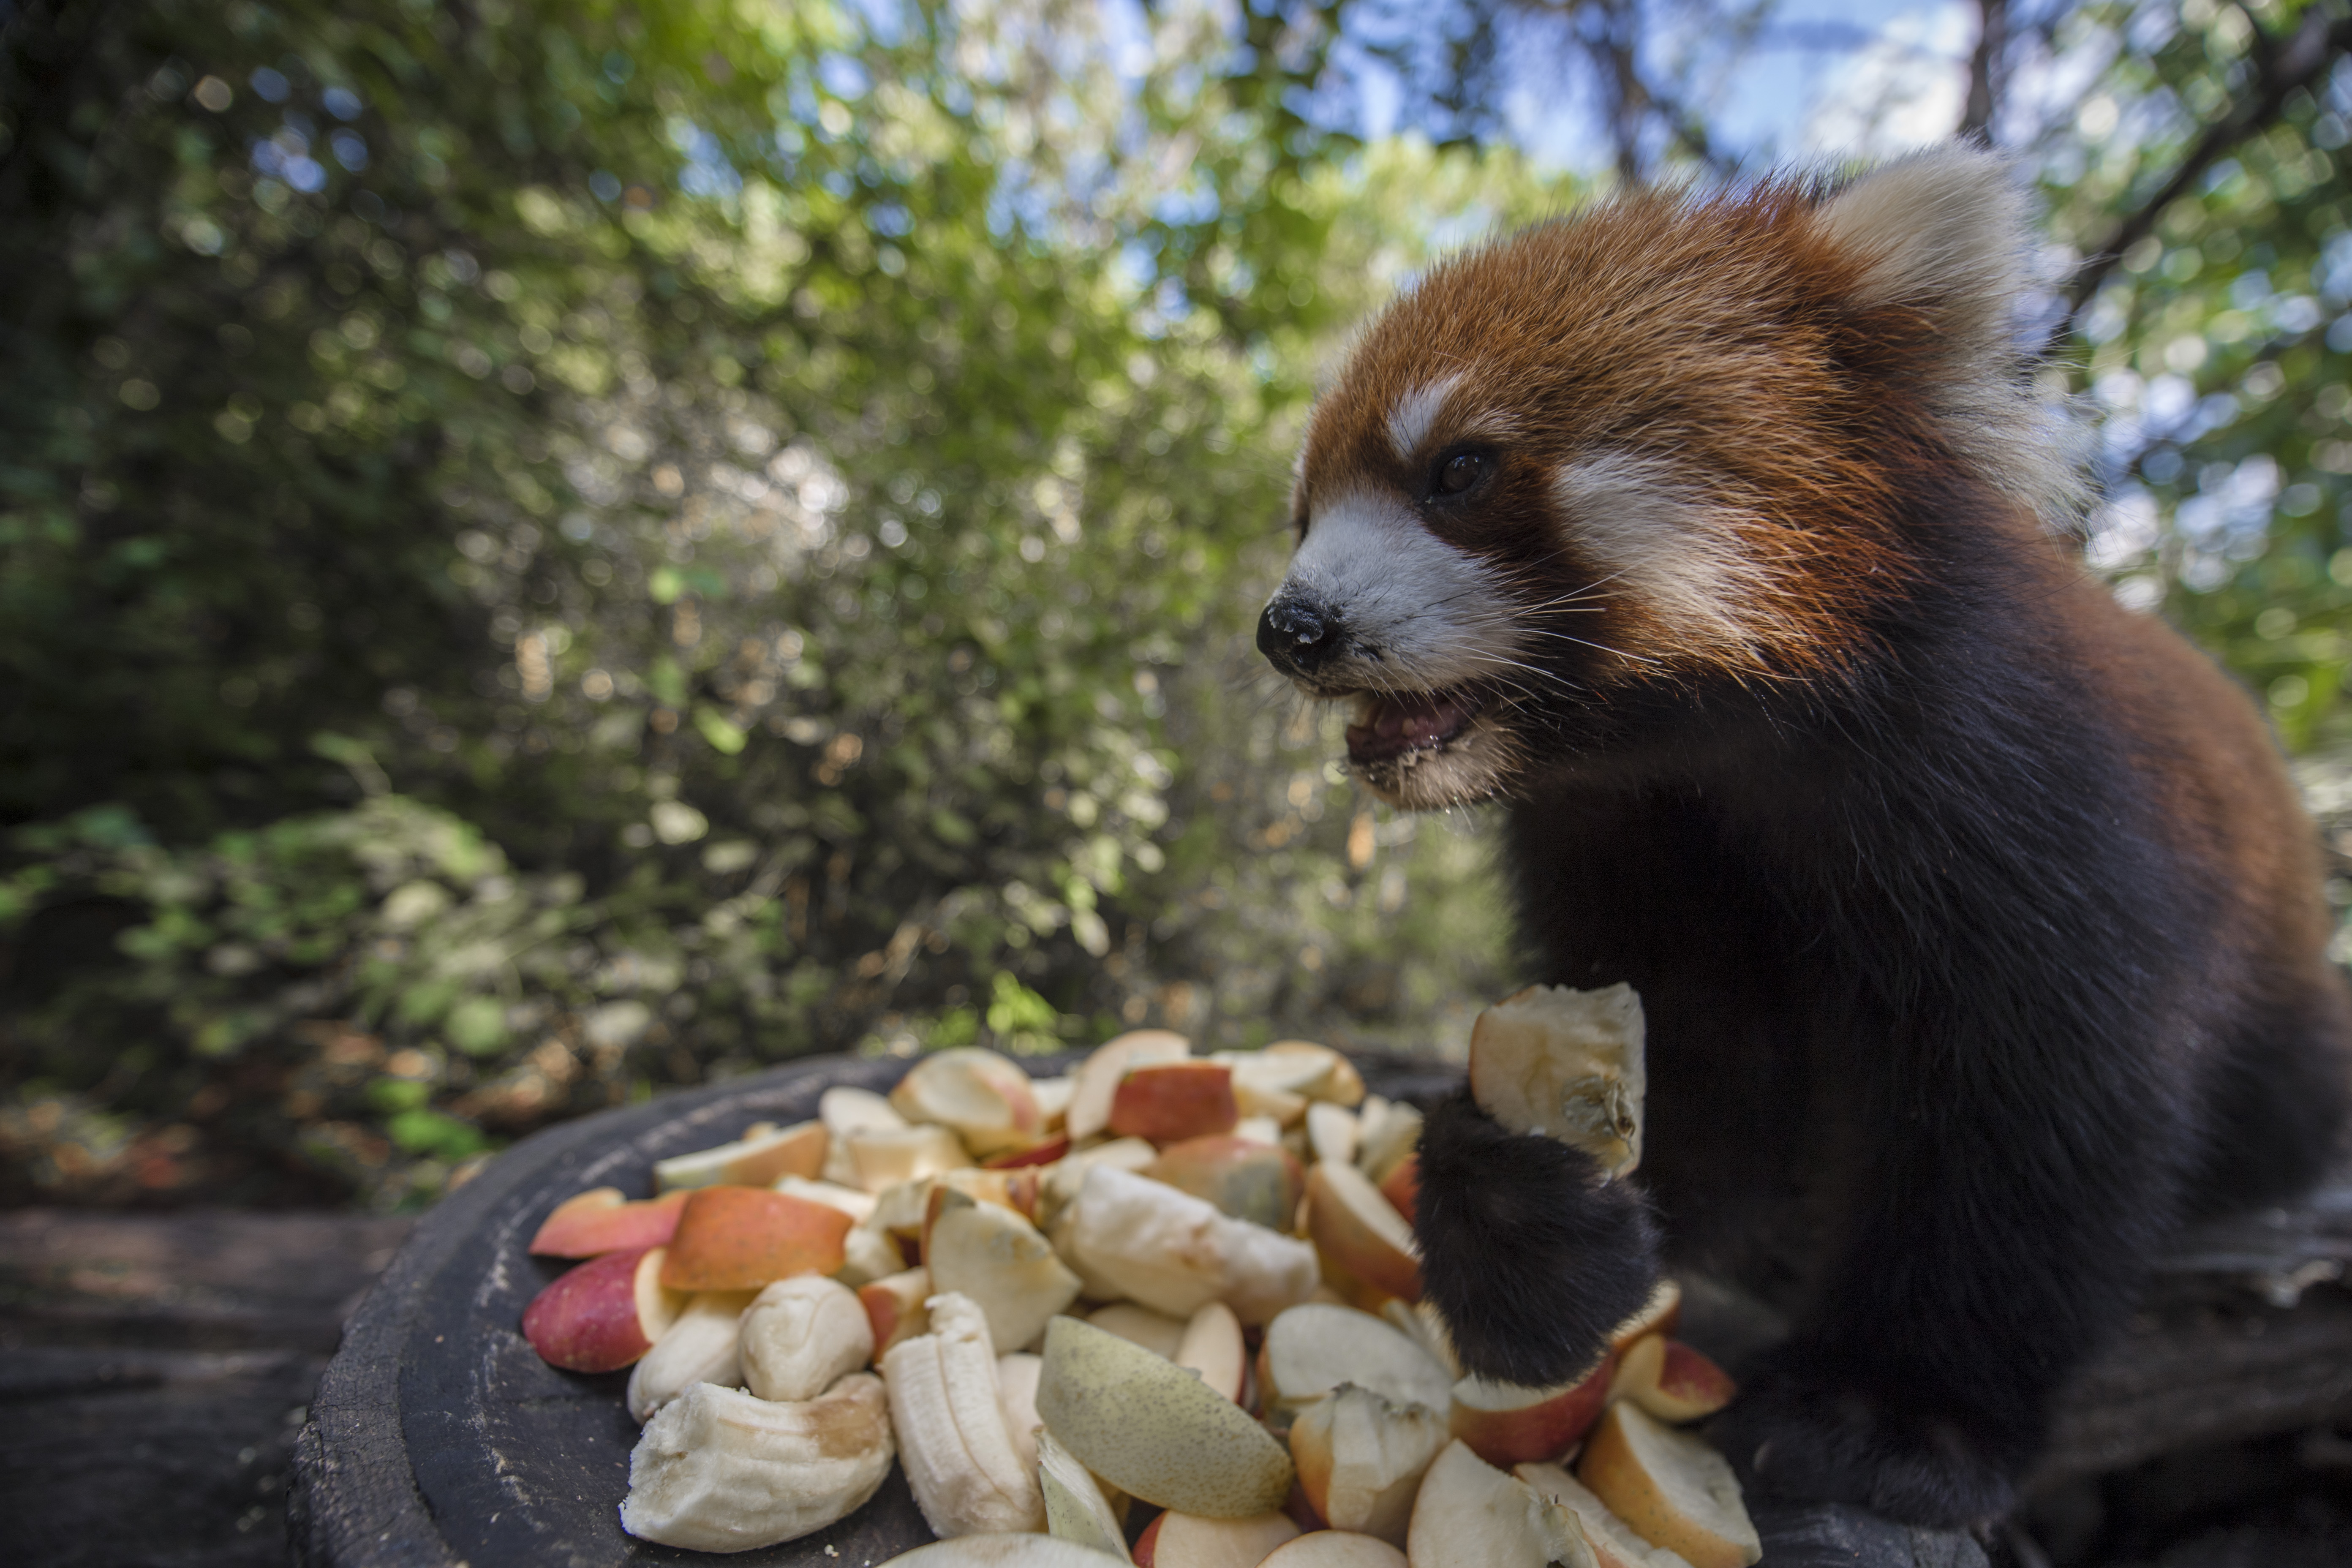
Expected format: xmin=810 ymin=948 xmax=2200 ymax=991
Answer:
xmin=1146 ymin=1135 xmax=1307 ymax=1231
xmin=1133 ymin=1510 xmax=1166 ymax=1567
xmin=521 ymin=1246 xmax=661 ymax=1372
xmin=1109 ymin=1062 xmax=1241 ymax=1143
xmin=1612 ymin=1335 xmax=1736 ymax=1423
xmin=658 ymin=1186 xmax=854 ymax=1291
xmin=1282 ymin=1482 xmax=1327 ymax=1534
xmin=1376 ymin=1156 xmax=1418 ymax=1225
xmin=528 ymin=1187 xmax=691 ymax=1257
xmin=983 ymin=1135 xmax=1071 ymax=1169
xmin=1304 ymin=1163 xmax=1420 ymax=1302
xmin=1448 ymin=1353 xmax=1616 ymax=1468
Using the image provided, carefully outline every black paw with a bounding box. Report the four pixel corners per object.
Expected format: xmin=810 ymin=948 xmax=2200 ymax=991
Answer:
xmin=1411 ymin=1088 xmax=1660 ymax=1387
xmin=1709 ymin=1358 xmax=2023 ymax=1531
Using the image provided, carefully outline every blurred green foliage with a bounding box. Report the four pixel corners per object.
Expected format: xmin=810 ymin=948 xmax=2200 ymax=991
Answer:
xmin=7 ymin=0 xmax=2352 ymax=1208
xmin=2046 ymin=0 xmax=2352 ymax=750
xmin=0 ymin=0 xmax=1540 ymax=1206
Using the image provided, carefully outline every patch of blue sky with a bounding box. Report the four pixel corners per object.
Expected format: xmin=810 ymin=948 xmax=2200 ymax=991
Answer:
xmin=670 ymin=118 xmax=743 ymax=201
xmin=819 ymin=53 xmax=871 ymax=100
xmin=846 ymin=0 xmax=910 ymax=48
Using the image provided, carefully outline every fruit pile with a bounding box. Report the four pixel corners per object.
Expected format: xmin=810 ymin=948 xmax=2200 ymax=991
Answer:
xmin=517 ymin=992 xmax=1761 ymax=1567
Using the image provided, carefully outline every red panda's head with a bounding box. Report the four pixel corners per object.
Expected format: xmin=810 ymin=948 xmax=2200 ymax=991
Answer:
xmin=1259 ymin=146 xmax=2085 ymax=808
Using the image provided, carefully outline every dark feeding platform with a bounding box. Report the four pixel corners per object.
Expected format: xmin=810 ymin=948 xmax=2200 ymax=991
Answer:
xmin=4 ymin=1051 xmax=2347 ymax=1567
xmin=279 ymin=1049 xmax=1975 ymax=1568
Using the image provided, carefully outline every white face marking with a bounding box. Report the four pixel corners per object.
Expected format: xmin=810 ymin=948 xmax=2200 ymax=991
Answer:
xmin=1270 ymin=487 xmax=1519 ymax=692
xmin=1385 ymin=375 xmax=1463 ymax=465
xmin=1553 ymin=453 xmax=1772 ymax=653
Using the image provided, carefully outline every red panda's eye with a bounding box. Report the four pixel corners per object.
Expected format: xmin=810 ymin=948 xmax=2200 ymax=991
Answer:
xmin=1435 ymin=452 xmax=1487 ymax=496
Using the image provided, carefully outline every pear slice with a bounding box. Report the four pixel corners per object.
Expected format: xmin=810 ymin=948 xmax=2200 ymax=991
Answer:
xmin=1036 ymin=1315 xmax=1294 ymax=1519
xmin=1039 ymin=1429 xmax=1132 ymax=1561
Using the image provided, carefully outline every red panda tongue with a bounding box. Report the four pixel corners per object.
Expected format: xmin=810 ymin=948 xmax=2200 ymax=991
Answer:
xmin=1347 ymin=691 xmax=1473 ymax=761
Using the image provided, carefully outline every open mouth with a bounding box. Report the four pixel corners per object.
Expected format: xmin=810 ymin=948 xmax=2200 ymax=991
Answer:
xmin=1345 ymin=688 xmax=1483 ymax=764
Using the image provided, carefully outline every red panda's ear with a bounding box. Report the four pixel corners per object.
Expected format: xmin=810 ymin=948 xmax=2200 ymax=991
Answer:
xmin=1816 ymin=144 xmax=2028 ymax=360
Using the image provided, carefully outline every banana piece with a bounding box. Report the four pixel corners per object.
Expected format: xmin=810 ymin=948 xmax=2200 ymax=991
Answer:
xmin=741 ymin=1274 xmax=875 ymax=1403
xmin=883 ymin=1290 xmax=1046 ymax=1537
xmin=627 ymin=1290 xmax=752 ymax=1422
xmin=620 ymin=1374 xmax=895 ymax=1552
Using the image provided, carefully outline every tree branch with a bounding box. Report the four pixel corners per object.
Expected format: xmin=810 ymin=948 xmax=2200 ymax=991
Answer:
xmin=1960 ymin=0 xmax=2006 ymax=140
xmin=2049 ymin=3 xmax=2352 ymax=354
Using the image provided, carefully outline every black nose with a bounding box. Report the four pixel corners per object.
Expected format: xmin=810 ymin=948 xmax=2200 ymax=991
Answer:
xmin=1258 ymin=597 xmax=1339 ymax=674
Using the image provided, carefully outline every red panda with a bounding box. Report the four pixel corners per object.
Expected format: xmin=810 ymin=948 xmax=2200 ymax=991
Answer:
xmin=1257 ymin=147 xmax=2352 ymax=1530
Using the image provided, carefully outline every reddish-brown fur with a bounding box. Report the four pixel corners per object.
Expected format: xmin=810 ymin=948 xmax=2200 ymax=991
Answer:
xmin=1260 ymin=152 xmax=2352 ymax=1531
xmin=1297 ymin=182 xmax=1915 ymax=679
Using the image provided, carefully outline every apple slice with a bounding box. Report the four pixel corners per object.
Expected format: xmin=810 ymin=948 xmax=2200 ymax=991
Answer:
xmin=893 ymin=1048 xmax=1047 ymax=1157
xmin=1375 ymin=1155 xmax=1418 ymax=1225
xmin=1606 ymin=1280 xmax=1683 ymax=1354
xmin=822 ymin=1085 xmax=908 ymax=1185
xmin=1037 ymin=1315 xmax=1295 ymax=1519
xmin=839 ymin=1216 xmax=909 ymax=1287
xmin=986 ymin=1136 xmax=1073 ymax=1169
xmin=1031 ymin=1076 xmax=1076 ymax=1131
xmin=917 ymin=1171 xmax=1046 ymax=1256
xmin=860 ymin=1266 xmax=934 ymax=1355
xmin=1067 ymin=1029 xmax=1192 ymax=1143
xmin=626 ymin=1288 xmax=757 ymax=1421
xmin=1039 ymin=1428 xmax=1132 ymax=1561
xmin=926 ymin=1187 xmax=1085 ymax=1353
xmin=1138 ymin=1510 xmax=1300 ymax=1567
xmin=850 ymin=1123 xmax=977 ymax=1192
xmin=1287 ymin=1383 xmax=1448 ymax=1544
xmin=1258 ymin=1304 xmax=1453 ymax=1418
xmin=520 ymin=1245 xmax=685 ymax=1372
xmin=771 ymin=1173 xmax=879 ymax=1222
xmin=1040 ymin=1137 xmax=1161 ymax=1223
xmin=1109 ymin=1062 xmax=1239 ymax=1144
xmin=529 ymin=1187 xmax=692 ymax=1257
xmin=1610 ymin=1336 xmax=1734 ymax=1424
xmin=1146 ymin=1135 xmax=1307 ymax=1232
xmin=1379 ymin=1301 xmax=1460 ymax=1380
xmin=1087 ymin=1302 xmax=1190 ymax=1360
xmin=1515 ymin=1462 xmax=1692 ymax=1568
xmin=1259 ymin=1533 xmax=1408 ymax=1568
xmin=1239 ymin=1042 xmax=1364 ymax=1107
xmin=1305 ymin=1104 xmax=1358 ymax=1167
xmin=1233 ymin=1078 xmax=1309 ymax=1127
xmin=1405 ymin=1440 xmax=1597 ymax=1568
xmin=1468 ymin=983 xmax=1646 ymax=1180
xmin=1236 ymin=1114 xmax=1287 ymax=1148
xmin=1575 ymin=1404 xmax=1759 ymax=1568
xmin=1175 ymin=1301 xmax=1247 ymax=1404
xmin=1351 ymin=1104 xmax=1421 ymax=1187
xmin=1061 ymin=1164 xmax=1319 ymax=1325
xmin=1448 ymin=1350 xmax=1615 ymax=1467
xmin=1305 ymin=1161 xmax=1420 ymax=1302
xmin=654 ymin=1119 xmax=830 ymax=1192
xmin=877 ymin=1538 xmax=1129 ymax=1566
xmin=659 ymin=1186 xmax=855 ymax=1291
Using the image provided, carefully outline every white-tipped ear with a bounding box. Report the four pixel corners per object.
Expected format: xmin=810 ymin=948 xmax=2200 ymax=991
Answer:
xmin=1817 ymin=145 xmax=2026 ymax=346
xmin=1821 ymin=146 xmax=2088 ymax=532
